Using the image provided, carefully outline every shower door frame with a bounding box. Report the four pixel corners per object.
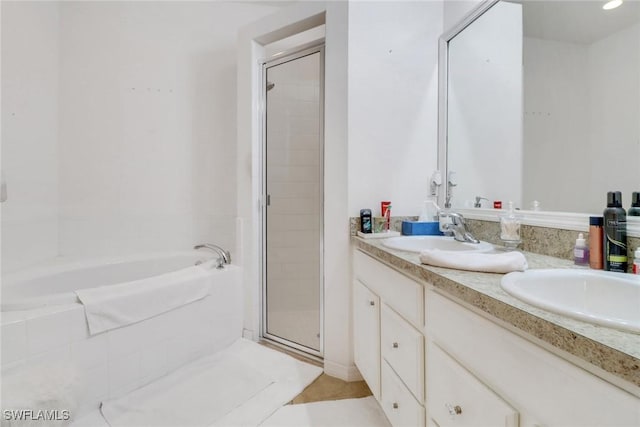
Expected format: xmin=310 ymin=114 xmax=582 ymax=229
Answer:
xmin=260 ymin=42 xmax=325 ymax=358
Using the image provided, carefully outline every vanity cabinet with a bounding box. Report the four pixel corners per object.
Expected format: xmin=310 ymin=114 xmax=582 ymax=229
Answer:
xmin=352 ymin=246 xmax=640 ymax=427
xmin=426 ymin=289 xmax=640 ymax=427
xmin=353 ymin=250 xmax=425 ymax=426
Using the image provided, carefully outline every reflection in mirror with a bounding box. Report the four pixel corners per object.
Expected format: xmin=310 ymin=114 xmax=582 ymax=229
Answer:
xmin=445 ymin=0 xmax=640 ymax=215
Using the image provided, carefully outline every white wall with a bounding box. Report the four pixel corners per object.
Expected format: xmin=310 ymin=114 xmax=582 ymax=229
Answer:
xmin=443 ymin=0 xmax=483 ymax=33
xmin=447 ymin=1 xmax=523 ymax=209
xmin=587 ymin=23 xmax=639 ymax=214
xmin=347 ymin=1 xmax=442 ymax=217
xmin=1 ymin=1 xmax=60 ymax=273
xmin=2 ymin=1 xmax=282 ymax=274
xmin=522 ymin=23 xmax=639 ymax=214
xmin=57 ymin=1 xmax=280 ymax=259
xmin=238 ymin=1 xmax=443 ymax=380
xmin=522 ymin=37 xmax=590 ymax=213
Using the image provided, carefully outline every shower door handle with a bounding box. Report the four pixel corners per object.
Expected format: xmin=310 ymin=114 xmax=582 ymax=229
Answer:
xmin=266 ymin=194 xmax=271 ymax=207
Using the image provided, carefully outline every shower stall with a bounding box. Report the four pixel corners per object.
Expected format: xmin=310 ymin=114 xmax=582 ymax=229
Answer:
xmin=261 ymin=43 xmax=325 ymax=357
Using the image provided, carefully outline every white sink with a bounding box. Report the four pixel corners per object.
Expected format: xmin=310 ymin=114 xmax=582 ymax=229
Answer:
xmin=381 ymin=235 xmax=493 ymax=253
xmin=501 ymin=269 xmax=640 ymax=333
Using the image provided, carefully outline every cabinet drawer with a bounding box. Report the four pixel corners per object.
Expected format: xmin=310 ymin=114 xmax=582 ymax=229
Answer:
xmin=381 ymin=360 xmax=425 ymax=427
xmin=381 ymin=303 xmax=424 ymax=402
xmin=427 ymin=341 xmax=519 ymax=427
xmin=353 ymin=250 xmax=423 ymax=328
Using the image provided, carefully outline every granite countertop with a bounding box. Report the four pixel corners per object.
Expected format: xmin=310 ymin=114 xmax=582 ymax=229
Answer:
xmin=352 ymin=236 xmax=640 ymax=392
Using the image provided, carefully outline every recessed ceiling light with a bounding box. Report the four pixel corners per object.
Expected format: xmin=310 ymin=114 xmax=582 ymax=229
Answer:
xmin=603 ymin=0 xmax=623 ymax=10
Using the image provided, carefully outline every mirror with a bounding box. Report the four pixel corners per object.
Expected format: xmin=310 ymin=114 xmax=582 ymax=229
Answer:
xmin=442 ymin=0 xmax=640 ymax=215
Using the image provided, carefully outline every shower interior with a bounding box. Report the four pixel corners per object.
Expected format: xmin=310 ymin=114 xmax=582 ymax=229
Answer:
xmin=262 ymin=42 xmax=325 ymax=357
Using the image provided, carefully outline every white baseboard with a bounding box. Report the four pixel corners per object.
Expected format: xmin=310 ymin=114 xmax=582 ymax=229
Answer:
xmin=242 ymin=328 xmax=258 ymax=341
xmin=323 ymin=360 xmax=363 ymax=382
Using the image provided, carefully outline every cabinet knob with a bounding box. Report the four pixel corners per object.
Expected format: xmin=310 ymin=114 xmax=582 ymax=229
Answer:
xmin=392 ymin=342 xmax=399 ymax=349
xmin=445 ymin=403 xmax=462 ymax=416
xmin=392 ymin=402 xmax=399 ymax=409
xmin=369 ymin=300 xmax=375 ymax=306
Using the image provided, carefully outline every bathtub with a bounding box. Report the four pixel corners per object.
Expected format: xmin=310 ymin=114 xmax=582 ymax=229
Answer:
xmin=2 ymin=252 xmax=220 ymax=311
xmin=0 ymin=251 xmax=243 ymax=418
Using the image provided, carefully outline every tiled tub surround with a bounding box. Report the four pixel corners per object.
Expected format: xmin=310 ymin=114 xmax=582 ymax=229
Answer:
xmin=0 ymin=265 xmax=243 ymax=419
xmin=352 ymin=236 xmax=640 ymax=394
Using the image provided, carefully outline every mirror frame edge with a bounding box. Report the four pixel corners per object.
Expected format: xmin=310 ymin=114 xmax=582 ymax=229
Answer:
xmin=436 ymin=0 xmax=640 ymax=237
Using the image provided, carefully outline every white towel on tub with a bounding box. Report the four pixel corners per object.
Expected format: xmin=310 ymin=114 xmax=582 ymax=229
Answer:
xmin=76 ymin=265 xmax=210 ymax=335
xmin=419 ymin=249 xmax=528 ymax=274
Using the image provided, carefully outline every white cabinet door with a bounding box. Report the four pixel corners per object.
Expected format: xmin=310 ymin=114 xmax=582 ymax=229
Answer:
xmin=353 ymin=279 xmax=380 ymax=399
xmin=427 ymin=341 xmax=519 ymax=427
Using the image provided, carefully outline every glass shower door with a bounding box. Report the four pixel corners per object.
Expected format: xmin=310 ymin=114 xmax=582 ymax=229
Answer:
xmin=263 ymin=47 xmax=323 ymax=355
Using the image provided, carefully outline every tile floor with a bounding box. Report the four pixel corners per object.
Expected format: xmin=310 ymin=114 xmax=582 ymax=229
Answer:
xmin=259 ymin=340 xmax=373 ymax=404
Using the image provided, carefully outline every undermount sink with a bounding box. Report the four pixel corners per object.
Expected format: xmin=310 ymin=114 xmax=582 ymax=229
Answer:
xmin=501 ymin=269 xmax=640 ymax=333
xmin=381 ymin=235 xmax=493 ymax=253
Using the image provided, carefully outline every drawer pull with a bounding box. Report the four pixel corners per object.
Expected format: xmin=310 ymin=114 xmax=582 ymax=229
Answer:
xmin=392 ymin=402 xmax=399 ymax=409
xmin=392 ymin=342 xmax=399 ymax=349
xmin=369 ymin=300 xmax=376 ymax=306
xmin=446 ymin=403 xmax=462 ymax=416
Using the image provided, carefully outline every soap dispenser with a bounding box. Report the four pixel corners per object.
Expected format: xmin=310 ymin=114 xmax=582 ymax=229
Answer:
xmin=499 ymin=201 xmax=521 ymax=250
xmin=419 ymin=197 xmax=439 ymax=222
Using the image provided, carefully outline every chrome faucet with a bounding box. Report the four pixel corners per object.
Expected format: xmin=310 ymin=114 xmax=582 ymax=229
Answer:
xmin=439 ymin=212 xmax=480 ymax=244
xmin=474 ymin=196 xmax=489 ymax=208
xmin=194 ymin=243 xmax=231 ymax=269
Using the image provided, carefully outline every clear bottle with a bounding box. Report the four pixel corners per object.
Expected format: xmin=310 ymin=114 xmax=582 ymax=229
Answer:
xmin=573 ymin=233 xmax=589 ymax=266
xmin=500 ymin=201 xmax=522 ymax=250
xmin=419 ymin=197 xmax=439 ymax=222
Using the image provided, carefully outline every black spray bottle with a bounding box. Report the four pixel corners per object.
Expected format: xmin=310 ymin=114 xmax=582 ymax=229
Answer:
xmin=629 ymin=192 xmax=640 ymax=217
xmin=603 ymin=191 xmax=627 ymax=272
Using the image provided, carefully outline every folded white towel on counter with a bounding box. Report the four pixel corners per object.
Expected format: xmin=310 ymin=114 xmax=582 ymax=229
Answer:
xmin=76 ymin=266 xmax=211 ymax=335
xmin=419 ymin=249 xmax=528 ymax=273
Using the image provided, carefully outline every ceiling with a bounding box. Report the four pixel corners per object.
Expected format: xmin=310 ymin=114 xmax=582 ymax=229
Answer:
xmin=508 ymin=0 xmax=640 ymax=44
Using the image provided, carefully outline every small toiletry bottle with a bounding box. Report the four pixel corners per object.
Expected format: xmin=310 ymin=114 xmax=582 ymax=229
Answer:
xmin=633 ymin=248 xmax=640 ymax=275
xmin=603 ymin=191 xmax=627 ymax=272
xmin=384 ymin=204 xmax=392 ymax=231
xmin=629 ymin=192 xmax=640 ymax=217
xmin=500 ymin=201 xmax=521 ymax=250
xmin=588 ymin=216 xmax=603 ymax=270
xmin=360 ymin=209 xmax=372 ymax=234
xmin=573 ymin=233 xmax=589 ymax=266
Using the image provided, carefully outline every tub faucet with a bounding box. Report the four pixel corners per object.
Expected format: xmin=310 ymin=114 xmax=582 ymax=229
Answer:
xmin=439 ymin=211 xmax=480 ymax=244
xmin=194 ymin=243 xmax=231 ymax=269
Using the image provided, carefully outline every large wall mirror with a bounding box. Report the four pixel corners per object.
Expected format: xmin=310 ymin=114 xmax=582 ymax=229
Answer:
xmin=440 ymin=0 xmax=639 ymax=221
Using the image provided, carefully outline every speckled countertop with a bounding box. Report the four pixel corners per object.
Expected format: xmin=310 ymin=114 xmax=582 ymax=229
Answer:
xmin=352 ymin=236 xmax=640 ymax=391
